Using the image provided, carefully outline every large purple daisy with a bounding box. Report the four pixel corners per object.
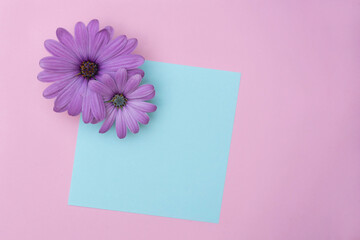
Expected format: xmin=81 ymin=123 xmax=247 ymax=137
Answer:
xmin=89 ymin=68 xmax=156 ymax=139
xmin=38 ymin=19 xmax=145 ymax=123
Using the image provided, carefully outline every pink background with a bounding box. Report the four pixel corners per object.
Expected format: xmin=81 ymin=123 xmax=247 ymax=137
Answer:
xmin=1 ymin=0 xmax=359 ymax=239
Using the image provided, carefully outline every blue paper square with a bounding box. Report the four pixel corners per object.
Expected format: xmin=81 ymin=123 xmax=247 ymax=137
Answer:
xmin=69 ymin=61 xmax=240 ymax=223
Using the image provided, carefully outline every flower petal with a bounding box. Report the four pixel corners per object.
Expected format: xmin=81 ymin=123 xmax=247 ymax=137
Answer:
xmin=87 ymin=19 xmax=99 ymax=61
xmin=119 ymin=38 xmax=138 ymax=55
xmin=91 ymin=118 xmax=99 ymax=124
xmin=97 ymin=74 xmax=119 ymax=94
xmin=115 ymin=108 xmax=127 ymax=139
xmin=104 ymin=26 xmax=114 ymax=39
xmin=37 ymin=71 xmax=76 ymax=82
xmin=104 ymin=38 xmax=138 ymax=59
xmin=89 ymin=91 xmax=106 ymax=121
xmin=88 ymin=80 xmax=114 ymax=98
xmin=74 ymin=21 xmax=89 ymax=59
xmin=53 ymin=77 xmax=82 ymax=112
xmin=42 ymin=77 xmax=75 ymax=99
xmin=89 ymin=29 xmax=110 ymax=61
xmin=124 ymin=74 xmax=142 ymax=95
xmin=44 ymin=39 xmax=79 ymax=64
xmin=99 ymin=106 xmax=117 ymax=133
xmin=127 ymin=84 xmax=155 ymax=101
xmin=39 ymin=56 xmax=78 ymax=72
xmin=127 ymin=101 xmax=157 ymax=113
xmin=115 ymin=68 xmax=127 ymax=93
xmin=126 ymin=106 xmax=150 ymax=125
xmin=96 ymin=35 xmax=127 ymax=63
xmin=101 ymin=54 xmax=145 ymax=71
xmin=123 ymin=106 xmax=139 ymax=134
xmin=127 ymin=68 xmax=144 ymax=78
xmin=68 ymin=78 xmax=87 ymax=116
xmin=56 ymin=28 xmax=81 ymax=60
xmin=87 ymin=19 xmax=99 ymax=39
xmin=105 ymin=102 xmax=113 ymax=110
xmin=123 ymin=74 xmax=142 ymax=95
xmin=82 ymin=86 xmax=93 ymax=123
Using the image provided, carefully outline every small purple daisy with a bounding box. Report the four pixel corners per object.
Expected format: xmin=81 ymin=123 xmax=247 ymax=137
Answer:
xmin=89 ymin=68 xmax=156 ymax=139
xmin=38 ymin=19 xmax=144 ymax=123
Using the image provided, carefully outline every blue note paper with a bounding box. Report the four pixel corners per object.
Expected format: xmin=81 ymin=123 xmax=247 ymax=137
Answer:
xmin=69 ymin=61 xmax=240 ymax=223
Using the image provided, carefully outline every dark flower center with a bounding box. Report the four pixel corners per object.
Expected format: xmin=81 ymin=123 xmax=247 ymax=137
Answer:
xmin=80 ymin=61 xmax=98 ymax=79
xmin=109 ymin=94 xmax=127 ymax=108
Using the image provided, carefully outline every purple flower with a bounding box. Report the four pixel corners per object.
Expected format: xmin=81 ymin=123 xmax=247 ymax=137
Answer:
xmin=89 ymin=68 xmax=156 ymax=139
xmin=38 ymin=19 xmax=145 ymax=123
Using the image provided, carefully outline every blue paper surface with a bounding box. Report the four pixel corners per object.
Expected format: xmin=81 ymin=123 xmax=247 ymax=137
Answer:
xmin=69 ymin=61 xmax=240 ymax=223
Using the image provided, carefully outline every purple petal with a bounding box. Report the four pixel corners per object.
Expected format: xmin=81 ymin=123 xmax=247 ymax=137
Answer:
xmin=82 ymin=86 xmax=93 ymax=123
xmin=97 ymin=74 xmax=119 ymax=94
xmin=127 ymin=84 xmax=155 ymax=101
xmin=91 ymin=118 xmax=100 ymax=124
xmin=114 ymin=68 xmax=127 ymax=93
xmin=105 ymin=102 xmax=114 ymax=110
xmin=127 ymin=101 xmax=157 ymax=113
xmin=37 ymin=71 xmax=76 ymax=82
xmin=101 ymin=54 xmax=145 ymax=71
xmin=100 ymin=71 xmax=116 ymax=80
xmin=68 ymin=78 xmax=87 ymax=116
xmin=123 ymin=74 xmax=142 ymax=95
xmin=127 ymin=106 xmax=150 ymax=125
xmin=104 ymin=26 xmax=114 ymax=39
xmin=88 ymin=80 xmax=114 ymax=98
xmin=53 ymin=77 xmax=82 ymax=112
xmin=99 ymin=106 xmax=117 ymax=133
xmin=56 ymin=28 xmax=81 ymax=60
xmin=89 ymin=29 xmax=110 ymax=61
xmin=87 ymin=19 xmax=99 ymax=61
xmin=115 ymin=109 xmax=127 ymax=139
xmin=39 ymin=56 xmax=78 ymax=72
xmin=123 ymin=106 xmax=139 ymax=134
xmin=89 ymin=91 xmax=106 ymax=121
xmin=135 ymin=91 xmax=155 ymax=101
xmin=42 ymin=77 xmax=74 ymax=99
xmin=118 ymin=38 xmax=138 ymax=55
xmin=105 ymin=38 xmax=138 ymax=59
xmin=44 ymin=39 xmax=79 ymax=64
xmin=127 ymin=68 xmax=145 ymax=78
xmin=74 ymin=22 xmax=89 ymax=59
xmin=87 ymin=19 xmax=99 ymax=39
xmin=96 ymin=35 xmax=127 ymax=63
